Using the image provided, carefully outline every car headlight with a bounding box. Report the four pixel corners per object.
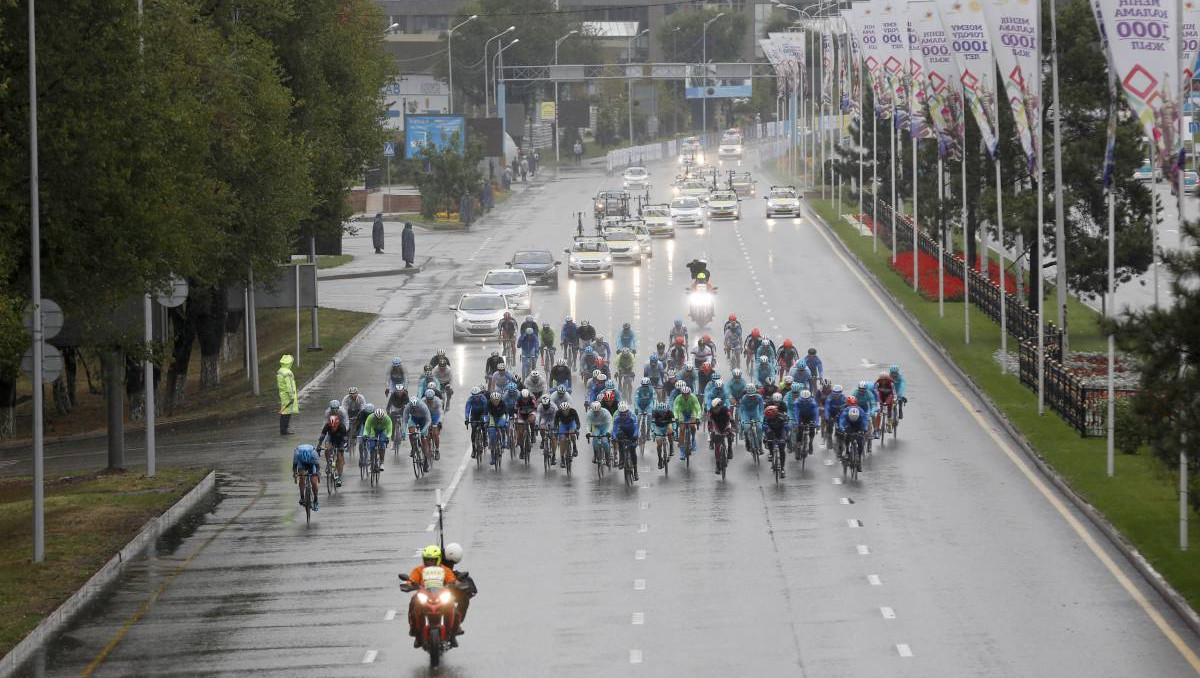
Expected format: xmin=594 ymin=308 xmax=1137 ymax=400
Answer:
xmin=454 ymin=316 xmax=468 ymax=325
xmin=601 ymin=255 xmax=612 ymax=264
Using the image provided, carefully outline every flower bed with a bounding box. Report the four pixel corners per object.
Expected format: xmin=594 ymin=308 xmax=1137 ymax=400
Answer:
xmin=954 ymin=254 xmax=1018 ymax=295
xmin=888 ymin=250 xmax=965 ymax=301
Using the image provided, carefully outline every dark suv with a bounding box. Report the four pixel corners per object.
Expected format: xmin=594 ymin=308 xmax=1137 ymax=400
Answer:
xmin=506 ymin=250 xmax=560 ymax=288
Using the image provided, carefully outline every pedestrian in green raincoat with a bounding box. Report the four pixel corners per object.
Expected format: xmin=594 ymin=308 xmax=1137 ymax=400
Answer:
xmin=277 ymin=354 xmax=298 ymax=435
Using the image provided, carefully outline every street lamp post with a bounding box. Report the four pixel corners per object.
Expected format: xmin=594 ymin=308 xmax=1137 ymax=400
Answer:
xmin=554 ymin=30 xmax=578 ymax=164
xmin=673 ymin=27 xmax=681 ymax=135
xmin=494 ymin=38 xmax=519 ymax=143
xmin=702 ymin=13 xmax=726 ymax=136
xmin=483 ymin=26 xmax=516 ymax=115
xmin=628 ymin=28 xmax=649 ymax=145
xmin=446 ymin=15 xmax=477 ymax=114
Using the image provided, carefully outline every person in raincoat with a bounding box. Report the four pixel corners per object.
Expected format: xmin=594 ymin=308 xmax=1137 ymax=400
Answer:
xmin=372 ymin=213 xmax=385 ymax=254
xmin=277 ymin=354 xmax=299 ymax=435
xmin=402 ymin=222 xmax=416 ymax=267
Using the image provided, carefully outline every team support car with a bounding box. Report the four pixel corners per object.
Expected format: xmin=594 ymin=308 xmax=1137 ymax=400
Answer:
xmin=564 ymin=237 xmax=614 ymax=277
xmin=622 ymin=166 xmax=650 ymax=190
xmin=717 ymin=134 xmax=743 ymax=160
xmin=604 ymin=229 xmax=643 ymax=265
xmin=728 ymin=171 xmax=755 ymax=195
xmin=506 ymin=250 xmax=560 ymax=289
xmin=450 ymin=292 xmax=510 ymax=341
xmin=475 ymin=268 xmax=532 ymax=310
xmin=594 ymin=190 xmax=630 ymax=218
xmin=641 ymin=204 xmax=675 ymax=237
xmin=670 ymin=196 xmax=705 ymax=227
xmin=676 ymin=179 xmax=712 ymax=202
xmin=764 ymin=185 xmax=801 ymax=218
xmin=678 ymin=137 xmax=704 ymax=165
xmin=621 ymin=220 xmax=654 ymax=257
xmin=706 ymin=190 xmax=741 ymax=220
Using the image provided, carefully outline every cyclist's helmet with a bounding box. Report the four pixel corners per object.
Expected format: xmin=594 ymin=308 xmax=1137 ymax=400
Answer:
xmin=392 ymin=357 xmax=402 ymax=367
xmin=703 ymin=334 xmax=712 ymax=343
xmin=732 ymin=368 xmax=742 ymax=378
xmin=540 ymin=394 xmax=551 ymax=404
xmin=728 ymin=314 xmax=737 ymax=322
xmin=846 ymin=396 xmax=858 ymax=406
xmin=655 ymin=402 xmax=669 ymax=411
xmin=364 ymin=403 xmax=376 ymax=415
xmin=682 ymin=386 xmax=692 ymax=394
xmin=675 ymin=380 xmax=685 ymax=390
xmin=490 ymin=392 xmax=502 ymax=401
xmin=591 ymin=401 xmax=602 ymax=411
xmin=597 ymin=374 xmax=607 ymax=382
xmin=641 ymin=377 xmax=651 ymax=386
xmin=348 ymin=387 xmax=358 ymax=395
xmin=581 ymin=320 xmax=590 ymax=326
xmin=329 ymin=399 xmax=339 ymax=409
xmin=889 ymin=364 xmax=901 ymax=375
xmin=559 ymin=402 xmax=573 ymax=411
xmin=656 ymin=341 xmax=666 ymax=350
xmin=822 ymin=378 xmax=833 ymax=389
xmin=623 ymin=322 xmax=631 ymax=330
xmin=497 ymin=361 xmax=506 ymax=370
xmin=525 ymin=327 xmax=534 ymax=335
xmin=556 ymin=385 xmax=567 ymax=393
xmin=833 ymin=384 xmax=844 ymax=394
xmin=751 ymin=328 xmax=761 ymax=338
xmin=503 ymin=311 xmax=512 ymax=319
xmin=424 ymin=389 xmax=436 ymax=399
xmin=530 ymin=370 xmax=540 ymax=379
xmin=808 ymin=348 xmax=818 ymax=356
xmin=858 ymin=380 xmax=869 ymax=390
xmin=557 ymin=359 xmax=568 ymax=367
xmin=543 ymin=322 xmax=551 ymax=329
xmin=759 ymin=356 xmax=769 ymax=364
xmin=674 ymin=318 xmax=683 ymax=326
xmin=650 ymin=355 xmax=660 ymax=363
xmin=491 ymin=351 xmax=499 ymax=358
xmin=711 ymin=398 xmax=723 ymax=408
xmin=713 ymin=379 xmax=724 ymax=387
xmin=772 ymin=393 xmax=784 ymax=403
xmin=783 ymin=375 xmax=794 ymax=385
xmin=520 ymin=389 xmax=530 ymax=398
xmin=470 ymin=386 xmax=481 ymax=395
xmin=696 ymin=338 xmax=704 ymax=347
xmin=525 ymin=315 xmax=534 ymax=324
xmin=847 ymin=407 xmax=861 ymax=422
xmin=675 ymin=336 xmax=685 ymax=346
xmin=618 ymin=403 xmax=630 ymax=413
xmin=790 ymin=383 xmax=802 ymax=393
xmin=565 ymin=316 xmax=572 ymax=323
xmin=585 ymin=346 xmax=595 ymax=354
xmin=421 ymin=545 xmax=442 ymax=563
xmin=592 ymin=369 xmax=602 ymax=379
xmin=765 ymin=405 xmax=779 ymax=418
xmin=437 ymin=349 xmax=446 ymax=358
xmin=800 ymin=389 xmax=812 ymax=399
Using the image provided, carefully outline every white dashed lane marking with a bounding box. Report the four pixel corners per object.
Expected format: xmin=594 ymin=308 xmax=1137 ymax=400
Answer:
xmin=867 ymin=574 xmax=882 ymax=586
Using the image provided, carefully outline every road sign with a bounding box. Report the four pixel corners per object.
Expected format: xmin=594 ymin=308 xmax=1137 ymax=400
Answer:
xmin=384 ymin=141 xmax=396 ymax=157
xmin=539 ymin=101 xmax=556 ymax=122
xmin=156 ymin=276 xmax=189 ymax=308
xmin=21 ymin=343 xmax=63 ymax=382
xmin=22 ymin=299 xmax=63 ymax=340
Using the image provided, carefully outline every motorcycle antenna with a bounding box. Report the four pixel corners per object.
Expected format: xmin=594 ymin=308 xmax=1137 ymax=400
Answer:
xmin=575 ymin=212 xmax=584 ymax=237
xmin=436 ymin=489 xmax=445 ymax=555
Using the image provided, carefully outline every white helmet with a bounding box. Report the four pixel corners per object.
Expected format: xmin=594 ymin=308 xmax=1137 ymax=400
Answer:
xmin=711 ymin=397 xmax=723 ymax=408
xmin=530 ymin=370 xmax=541 ymax=379
xmin=540 ymin=394 xmax=551 ymax=404
xmin=848 ymin=407 xmax=861 ymax=422
xmin=444 ymin=542 xmax=464 ymax=565
xmin=520 ymin=389 xmax=530 ymax=398
xmin=783 ymin=375 xmax=794 ymax=384
xmin=675 ymin=380 xmax=685 ymax=390
xmin=800 ymin=389 xmax=812 ymax=399
xmin=591 ymin=401 xmax=602 ymax=411
xmin=641 ymin=377 xmax=651 ymax=386
xmin=424 ymin=389 xmax=436 ymax=399
xmin=593 ymin=369 xmax=602 ymax=378
xmin=618 ymin=403 xmax=630 ymax=413
xmin=329 ymin=399 xmax=339 ymax=409
xmin=759 ymin=356 xmax=768 ymax=363
xmin=858 ymin=380 xmax=869 ymax=390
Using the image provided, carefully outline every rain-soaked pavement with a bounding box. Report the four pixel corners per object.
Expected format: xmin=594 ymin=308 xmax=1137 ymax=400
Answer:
xmin=8 ymin=151 xmax=1200 ymax=677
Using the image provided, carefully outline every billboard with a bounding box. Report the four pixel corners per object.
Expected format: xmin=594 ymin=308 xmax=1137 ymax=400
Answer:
xmin=685 ymin=65 xmax=752 ymax=99
xmin=404 ymin=115 xmax=466 ymax=156
xmin=467 ymin=117 xmax=504 ymax=156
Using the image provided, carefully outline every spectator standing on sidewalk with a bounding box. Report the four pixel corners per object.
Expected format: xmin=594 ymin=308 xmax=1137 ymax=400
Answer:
xmin=402 ymin=222 xmax=416 ymax=267
xmin=573 ymin=139 xmax=583 ymax=165
xmin=277 ymin=354 xmax=298 ymax=435
xmin=372 ymin=212 xmax=385 ymax=254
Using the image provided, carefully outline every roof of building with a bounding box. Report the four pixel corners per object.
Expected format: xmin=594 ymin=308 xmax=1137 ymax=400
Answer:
xmin=581 ymin=21 xmax=641 ymax=38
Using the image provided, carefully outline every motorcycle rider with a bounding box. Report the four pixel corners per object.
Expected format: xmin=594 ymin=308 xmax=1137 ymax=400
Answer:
xmin=686 ymin=257 xmax=711 ymax=286
xmin=404 ymin=545 xmax=458 ymax=647
xmin=441 ymin=543 xmax=478 ymax=640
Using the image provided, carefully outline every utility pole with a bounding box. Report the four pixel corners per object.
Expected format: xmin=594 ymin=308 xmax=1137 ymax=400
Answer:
xmin=446 ymin=15 xmax=478 ymax=115
xmin=702 ymin=13 xmax=726 ymax=136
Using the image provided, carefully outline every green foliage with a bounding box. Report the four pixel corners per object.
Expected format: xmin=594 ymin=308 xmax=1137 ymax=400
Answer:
xmin=1113 ymin=397 xmax=1145 ymax=456
xmin=657 ymin=9 xmax=747 ymax=64
xmin=410 ymin=133 xmax=483 ymax=219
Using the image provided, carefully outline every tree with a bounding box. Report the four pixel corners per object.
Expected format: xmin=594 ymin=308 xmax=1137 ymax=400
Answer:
xmin=1111 ymin=220 xmax=1200 ymax=511
xmin=656 ymin=9 xmax=747 ymax=64
xmin=410 ymin=133 xmax=483 ymax=219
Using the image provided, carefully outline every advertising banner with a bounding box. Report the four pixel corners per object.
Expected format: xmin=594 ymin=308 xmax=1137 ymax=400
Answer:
xmin=979 ymin=0 xmax=1041 ymax=172
xmin=404 ymin=114 xmax=466 ymax=156
xmin=852 ymin=2 xmax=894 ymax=118
xmin=1094 ymin=0 xmax=1181 ymax=180
xmin=875 ymin=0 xmax=912 ymax=128
xmin=1183 ymin=1 xmax=1200 ymax=84
xmin=913 ymin=1 xmax=964 ymax=159
xmin=907 ymin=16 xmax=930 ymax=138
xmin=822 ymin=28 xmax=834 ymax=108
xmin=769 ymin=32 xmax=808 ymax=91
xmin=933 ymin=0 xmax=999 ymax=158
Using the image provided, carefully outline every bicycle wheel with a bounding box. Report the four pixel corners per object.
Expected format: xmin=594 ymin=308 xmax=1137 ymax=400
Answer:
xmin=564 ymin=437 xmax=574 ymax=477
xmin=718 ymin=437 xmax=727 ymax=481
xmin=594 ymin=443 xmax=604 ymax=479
xmin=773 ymin=443 xmax=782 ymax=483
xmin=302 ymin=480 xmax=311 ymax=524
xmin=412 ymin=443 xmax=423 ymax=479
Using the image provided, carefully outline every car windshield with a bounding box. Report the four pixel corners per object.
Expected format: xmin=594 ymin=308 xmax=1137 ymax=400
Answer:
xmin=672 ymin=197 xmax=700 ymax=208
xmin=574 ymin=241 xmax=609 ymax=252
xmin=721 ymin=136 xmax=740 ymax=145
xmin=484 ymin=271 xmax=525 ymax=286
xmin=459 ymin=295 xmax=506 ymax=311
xmin=711 ymin=192 xmax=736 ymax=202
xmin=771 ymin=190 xmax=796 ymax=199
xmin=625 ymin=168 xmax=647 ymax=177
xmin=684 ymin=182 xmax=707 ymax=190
xmin=644 ymin=207 xmax=670 ymax=217
xmin=512 ymin=251 xmax=552 ymax=264
xmin=606 ymin=232 xmax=636 ymax=241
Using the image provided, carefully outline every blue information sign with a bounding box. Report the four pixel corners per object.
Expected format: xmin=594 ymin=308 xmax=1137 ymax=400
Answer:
xmin=404 ymin=115 xmax=466 ymax=156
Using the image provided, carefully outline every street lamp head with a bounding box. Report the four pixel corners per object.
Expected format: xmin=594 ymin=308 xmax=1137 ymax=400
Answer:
xmin=505 ymin=25 xmax=516 ymax=33
xmin=638 ymin=28 xmax=650 ymax=37
xmin=385 ymin=22 xmax=399 ymax=33
xmin=469 ymin=14 xmax=478 ymax=20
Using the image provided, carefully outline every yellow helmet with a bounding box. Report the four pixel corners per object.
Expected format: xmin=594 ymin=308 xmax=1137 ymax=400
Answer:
xmin=421 ymin=545 xmax=442 ymax=562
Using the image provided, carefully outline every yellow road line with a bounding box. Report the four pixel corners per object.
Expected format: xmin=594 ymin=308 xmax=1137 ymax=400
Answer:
xmin=809 ymin=208 xmax=1200 ymax=673
xmin=79 ymin=480 xmax=268 ymax=678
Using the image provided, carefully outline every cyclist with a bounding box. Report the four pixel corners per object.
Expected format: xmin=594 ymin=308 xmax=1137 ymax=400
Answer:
xmin=520 ymin=314 xmax=538 ymax=337
xmin=762 ymin=405 xmax=788 ymax=477
xmin=791 ymin=388 xmax=820 ymax=453
xmin=421 ymin=389 xmax=444 ymax=456
xmin=633 ymin=377 xmax=657 ymax=415
xmin=416 ymin=366 xmax=442 ymax=400
xmin=782 ymin=380 xmax=802 ymax=411
xmin=677 ymin=363 xmax=698 ymax=391
xmin=362 ymin=403 xmax=393 ymax=471
xmin=463 ymin=386 xmax=488 ymax=453
xmin=616 ymin=348 xmax=636 ymax=386
xmin=756 ymin=334 xmax=778 ymax=366
xmin=513 ymin=389 xmax=538 ymax=459
xmin=873 ymin=370 xmax=896 ymax=433
xmin=485 ymin=392 xmax=509 ymax=461
xmin=587 ymin=373 xmax=610 ymax=403
xmin=650 ymin=402 xmax=676 ymax=469
xmin=703 ymin=378 xmax=728 ymax=414
xmin=292 ymin=443 xmax=321 ymax=511
xmin=613 ymin=404 xmax=640 ymax=479
xmin=723 ymin=313 xmax=742 ymax=337
xmin=485 ymin=351 xmax=504 ymax=379
xmin=707 ymin=398 xmax=735 ymax=471
xmin=617 ymin=323 xmax=637 ymax=354
xmin=499 ymin=312 xmax=518 ymax=350
xmin=653 ymin=341 xmax=668 ymax=364
xmin=824 ymin=384 xmax=847 ymax=422
xmin=488 ymin=361 xmax=516 ymax=394
xmin=579 ymin=345 xmax=598 ymax=376
xmin=738 ymin=389 xmax=765 ymax=448
xmin=427 ymin=348 xmax=450 ymax=370
xmin=666 ymin=379 xmax=687 ymax=409
xmin=577 ymin=319 xmax=597 ymax=345
xmin=525 ymin=370 xmax=548 ymax=398
xmin=316 ymin=412 xmax=348 ymax=487
xmin=386 ymin=384 xmax=410 ymax=421
xmin=644 ymin=354 xmax=666 ymax=393
xmin=851 ymin=380 xmax=877 ymax=437
xmin=404 ymin=545 xmax=458 ymax=647
xmin=539 ymin=322 xmax=557 ymax=362
xmin=593 ymin=334 xmax=612 ymax=362
xmin=753 ymin=355 xmax=774 ymax=388
xmin=692 ymin=337 xmax=715 ymax=372
xmin=549 ymin=359 xmax=573 ymax=393
xmin=699 ymin=334 xmax=718 ymax=362
xmin=586 ymin=401 xmax=614 ymax=465
xmin=502 ymin=382 xmax=521 ymax=418
xmin=554 ymin=401 xmax=581 ymax=466
xmin=888 ymin=364 xmax=907 ymax=406
xmin=789 ymin=360 xmax=813 ymax=391
xmin=536 ymin=394 xmax=558 ymax=455
xmin=432 ymin=362 xmax=453 ymax=402
xmin=837 ymin=405 xmax=870 ymax=446
xmin=560 ymin=316 xmax=579 ymax=357
xmin=598 ymin=385 xmax=621 ymax=416
xmin=672 ymin=385 xmax=702 ymax=461
xmin=344 ymin=387 xmax=365 ymax=446
xmin=805 ymin=348 xmax=825 ymax=382
xmin=668 ymin=319 xmax=689 ymax=346
xmin=549 ymin=383 xmax=571 ymax=409
xmin=518 ymin=327 xmax=539 ymax=375
xmin=727 ymin=369 xmax=750 ymax=403
xmin=668 ymin=336 xmax=688 ymax=370
xmin=744 ymin=328 xmax=763 ymax=364
xmin=777 ymin=339 xmax=800 ymax=375
xmin=723 ymin=322 xmax=743 ymax=364
xmin=402 ymin=396 xmax=433 ymax=469
xmin=384 ymin=357 xmax=407 ymax=393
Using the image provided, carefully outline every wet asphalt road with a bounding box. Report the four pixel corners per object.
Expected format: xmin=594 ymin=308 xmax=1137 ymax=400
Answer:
xmin=11 ymin=151 xmax=1200 ymax=677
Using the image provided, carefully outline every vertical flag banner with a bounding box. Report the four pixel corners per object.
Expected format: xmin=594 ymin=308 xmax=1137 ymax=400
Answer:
xmin=980 ymin=0 xmax=1041 ymax=173
xmin=907 ymin=15 xmax=931 ymax=138
xmin=1090 ymin=0 xmax=1121 ymax=190
xmin=844 ymin=5 xmax=865 ymax=116
xmin=1183 ymin=1 xmax=1200 ymax=84
xmin=855 ymin=2 xmax=895 ymax=118
xmin=823 ymin=28 xmax=835 ymax=108
xmin=876 ymin=1 xmax=913 ymax=129
xmin=913 ymin=1 xmax=965 ymax=159
xmin=1094 ymin=0 xmax=1181 ymax=181
xmin=769 ymin=31 xmax=808 ymax=91
xmin=933 ymin=0 xmax=1000 ymax=158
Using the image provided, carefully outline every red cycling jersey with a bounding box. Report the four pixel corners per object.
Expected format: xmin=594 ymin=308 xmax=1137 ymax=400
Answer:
xmin=874 ymin=376 xmax=895 ymax=404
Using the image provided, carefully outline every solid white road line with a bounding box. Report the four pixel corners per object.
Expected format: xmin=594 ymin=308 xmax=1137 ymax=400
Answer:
xmin=630 ymin=650 xmax=644 ymax=664
xmin=857 ymin=545 xmax=871 ymax=555
xmin=634 ymin=579 xmax=646 ymax=590
xmin=867 ymin=574 xmax=882 ymax=586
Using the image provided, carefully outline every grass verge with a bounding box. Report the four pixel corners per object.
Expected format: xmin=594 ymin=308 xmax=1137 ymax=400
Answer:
xmin=315 ymin=254 xmax=353 ymax=270
xmin=809 ymin=196 xmax=1200 ymax=609
xmin=0 ymin=467 xmax=210 ymax=656
xmin=13 ymin=308 xmax=375 ymax=440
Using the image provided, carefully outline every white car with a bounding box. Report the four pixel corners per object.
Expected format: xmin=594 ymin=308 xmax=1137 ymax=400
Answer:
xmin=450 ymin=293 xmax=510 ymax=341
xmin=717 ymin=136 xmax=743 ymax=160
xmin=604 ymin=229 xmax=643 ymax=264
xmin=670 ymin=196 xmax=705 ymax=227
xmin=765 ymin=186 xmax=801 ymax=218
xmin=641 ymin=204 xmax=675 ymax=237
xmin=622 ymin=166 xmax=650 ymax=190
xmin=564 ymin=238 xmax=613 ymax=277
xmin=1132 ymin=159 xmax=1161 ymax=181
xmin=475 ymin=268 xmax=531 ymax=310
xmin=706 ymin=190 xmax=741 ymax=220
xmin=616 ymin=222 xmax=654 ymax=257
xmin=676 ymin=179 xmax=712 ymax=201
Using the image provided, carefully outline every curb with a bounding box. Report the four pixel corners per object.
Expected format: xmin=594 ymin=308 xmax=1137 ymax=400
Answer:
xmin=319 ymin=261 xmax=426 ymax=281
xmin=807 ymin=202 xmax=1200 ymax=641
xmin=0 ymin=471 xmax=218 ymax=677
xmin=298 ymin=315 xmax=385 ymax=400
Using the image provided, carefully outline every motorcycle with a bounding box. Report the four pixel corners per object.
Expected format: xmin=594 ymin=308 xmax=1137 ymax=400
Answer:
xmin=399 ymin=573 xmax=463 ymax=668
xmin=687 ymin=282 xmax=716 ymax=327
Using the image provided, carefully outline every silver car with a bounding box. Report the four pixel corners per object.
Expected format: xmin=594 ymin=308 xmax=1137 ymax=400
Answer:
xmin=605 ymin=230 xmax=643 ymax=265
xmin=565 ymin=238 xmax=614 ymax=277
xmin=475 ymin=268 xmax=531 ymax=310
xmin=670 ymin=196 xmax=705 ymax=227
xmin=450 ymin=293 xmax=509 ymax=341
